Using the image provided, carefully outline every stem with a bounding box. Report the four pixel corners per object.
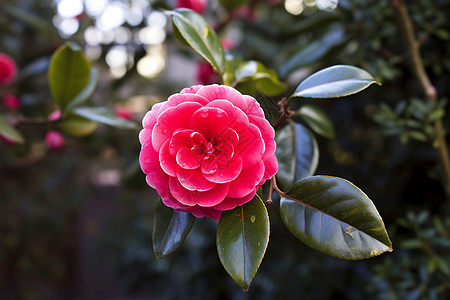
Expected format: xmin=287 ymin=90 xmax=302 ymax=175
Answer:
xmin=391 ymin=0 xmax=450 ymax=198
xmin=273 ymin=97 xmax=293 ymax=131
xmin=271 ymin=176 xmax=287 ymax=198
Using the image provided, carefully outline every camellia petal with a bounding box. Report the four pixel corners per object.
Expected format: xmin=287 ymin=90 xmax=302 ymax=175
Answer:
xmin=234 ymin=122 xmax=264 ymax=167
xmin=211 ymin=187 xmax=258 ymax=211
xmin=190 ymin=106 xmax=229 ymax=139
xmin=152 ymin=102 xmax=202 ymax=151
xmin=196 ymin=84 xmax=248 ymax=113
xmin=139 ymin=141 xmax=159 ymax=175
xmin=227 ymin=161 xmax=265 ymax=198
xmin=159 ymin=140 xmax=178 ymax=176
xmin=244 ymin=95 xmax=265 ymax=118
xmin=176 ymin=146 xmax=204 ymax=169
xmin=203 ymin=153 xmax=243 ymax=184
xmin=169 ymin=129 xmax=197 ymax=156
xmin=176 ymin=166 xmax=216 ymax=192
xmin=169 ymin=177 xmax=230 ymax=207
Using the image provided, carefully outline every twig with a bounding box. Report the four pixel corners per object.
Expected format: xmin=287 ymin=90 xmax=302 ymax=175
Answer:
xmin=390 ymin=0 xmax=450 ymax=198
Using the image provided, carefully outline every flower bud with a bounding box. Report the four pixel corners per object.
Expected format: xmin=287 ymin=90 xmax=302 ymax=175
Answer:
xmin=3 ymin=94 xmax=20 ymax=110
xmin=0 ymin=53 xmax=18 ymax=86
xmin=115 ymin=106 xmax=133 ymax=121
xmin=176 ymin=0 xmax=207 ymax=14
xmin=45 ymin=130 xmax=65 ymax=150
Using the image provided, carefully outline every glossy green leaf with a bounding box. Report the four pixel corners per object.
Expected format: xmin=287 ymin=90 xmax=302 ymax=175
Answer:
xmin=49 ymin=43 xmax=91 ymax=113
xmin=153 ymin=200 xmax=196 ymax=259
xmin=0 ymin=116 xmax=24 ymax=144
xmin=217 ymin=195 xmax=269 ymax=291
xmin=275 ymin=123 xmax=319 ymax=191
xmin=73 ymin=107 xmax=136 ymax=129
xmin=168 ymin=8 xmax=225 ymax=75
xmin=297 ymin=104 xmax=335 ymax=139
xmin=280 ymin=176 xmax=392 ymax=260
xmin=219 ymin=0 xmax=249 ymax=10
xmin=293 ymin=65 xmax=380 ymax=99
xmin=235 ymin=61 xmax=286 ymax=96
xmin=58 ymin=114 xmax=98 ymax=137
xmin=64 ymin=68 xmax=98 ymax=113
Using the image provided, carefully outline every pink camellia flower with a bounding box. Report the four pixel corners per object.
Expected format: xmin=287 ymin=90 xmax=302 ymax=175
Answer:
xmin=48 ymin=110 xmax=62 ymax=121
xmin=139 ymin=84 xmax=278 ymax=220
xmin=176 ymin=0 xmax=207 ymax=14
xmin=196 ymin=62 xmax=221 ymax=85
xmin=196 ymin=39 xmax=234 ymax=84
xmin=115 ymin=106 xmax=133 ymax=121
xmin=0 ymin=53 xmax=17 ymax=86
xmin=45 ymin=130 xmax=65 ymax=150
xmin=3 ymin=94 xmax=20 ymax=110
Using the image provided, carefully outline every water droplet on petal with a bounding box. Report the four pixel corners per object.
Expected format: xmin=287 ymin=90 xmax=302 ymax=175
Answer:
xmin=162 ymin=129 xmax=168 ymax=134
xmin=200 ymin=108 xmax=209 ymax=118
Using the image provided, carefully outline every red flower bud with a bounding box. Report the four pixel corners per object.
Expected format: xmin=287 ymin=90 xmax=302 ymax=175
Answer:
xmin=115 ymin=106 xmax=133 ymax=121
xmin=48 ymin=110 xmax=62 ymax=121
xmin=176 ymin=0 xmax=207 ymax=14
xmin=45 ymin=130 xmax=65 ymax=150
xmin=0 ymin=53 xmax=18 ymax=86
xmin=3 ymin=94 xmax=20 ymax=110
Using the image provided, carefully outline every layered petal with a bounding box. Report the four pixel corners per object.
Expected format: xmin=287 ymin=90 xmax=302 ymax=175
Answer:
xmin=152 ymin=102 xmax=202 ymax=151
xmin=169 ymin=177 xmax=230 ymax=207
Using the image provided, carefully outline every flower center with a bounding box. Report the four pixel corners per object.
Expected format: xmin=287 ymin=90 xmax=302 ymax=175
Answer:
xmin=204 ymin=141 xmax=215 ymax=156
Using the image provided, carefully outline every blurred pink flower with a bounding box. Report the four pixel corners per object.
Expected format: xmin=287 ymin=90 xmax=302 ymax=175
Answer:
xmin=196 ymin=62 xmax=221 ymax=85
xmin=3 ymin=94 xmax=20 ymax=110
xmin=196 ymin=39 xmax=234 ymax=85
xmin=48 ymin=110 xmax=61 ymax=121
xmin=176 ymin=0 xmax=207 ymax=14
xmin=45 ymin=130 xmax=65 ymax=150
xmin=0 ymin=135 xmax=18 ymax=145
xmin=0 ymin=53 xmax=17 ymax=86
xmin=139 ymin=84 xmax=278 ymax=220
xmin=115 ymin=106 xmax=133 ymax=121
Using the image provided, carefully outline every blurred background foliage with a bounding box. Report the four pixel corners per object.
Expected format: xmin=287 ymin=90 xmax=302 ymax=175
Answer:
xmin=1 ymin=0 xmax=450 ymax=299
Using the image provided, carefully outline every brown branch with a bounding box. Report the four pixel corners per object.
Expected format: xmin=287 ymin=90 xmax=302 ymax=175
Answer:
xmin=391 ymin=0 xmax=450 ymax=198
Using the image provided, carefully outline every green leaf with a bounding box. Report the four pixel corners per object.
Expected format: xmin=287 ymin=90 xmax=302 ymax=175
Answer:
xmin=0 ymin=116 xmax=25 ymax=144
xmin=280 ymin=176 xmax=392 ymax=260
xmin=297 ymin=104 xmax=335 ymax=139
xmin=235 ymin=61 xmax=286 ymax=96
xmin=217 ymin=195 xmax=269 ymax=291
xmin=64 ymin=68 xmax=98 ymax=113
xmin=168 ymin=8 xmax=225 ymax=75
xmin=219 ymin=0 xmax=249 ymax=10
xmin=275 ymin=123 xmax=319 ymax=191
xmin=58 ymin=114 xmax=98 ymax=137
xmin=293 ymin=65 xmax=380 ymax=99
xmin=152 ymin=200 xmax=196 ymax=259
xmin=73 ymin=107 xmax=136 ymax=129
xmin=49 ymin=43 xmax=91 ymax=114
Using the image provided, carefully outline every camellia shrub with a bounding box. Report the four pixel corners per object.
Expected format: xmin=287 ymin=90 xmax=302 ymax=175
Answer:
xmin=0 ymin=3 xmax=393 ymax=293
xmin=137 ymin=8 xmax=393 ymax=291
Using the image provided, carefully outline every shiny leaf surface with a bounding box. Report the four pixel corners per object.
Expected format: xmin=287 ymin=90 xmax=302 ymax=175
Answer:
xmin=217 ymin=195 xmax=269 ymax=291
xmin=297 ymin=104 xmax=335 ymax=139
xmin=73 ymin=107 xmax=136 ymax=129
xmin=280 ymin=176 xmax=392 ymax=259
xmin=293 ymin=65 xmax=380 ymax=98
xmin=48 ymin=43 xmax=91 ymax=113
xmin=275 ymin=123 xmax=319 ymax=191
xmin=169 ymin=8 xmax=225 ymax=75
xmin=235 ymin=61 xmax=286 ymax=96
xmin=153 ymin=200 xmax=196 ymax=259
xmin=0 ymin=116 xmax=24 ymax=144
